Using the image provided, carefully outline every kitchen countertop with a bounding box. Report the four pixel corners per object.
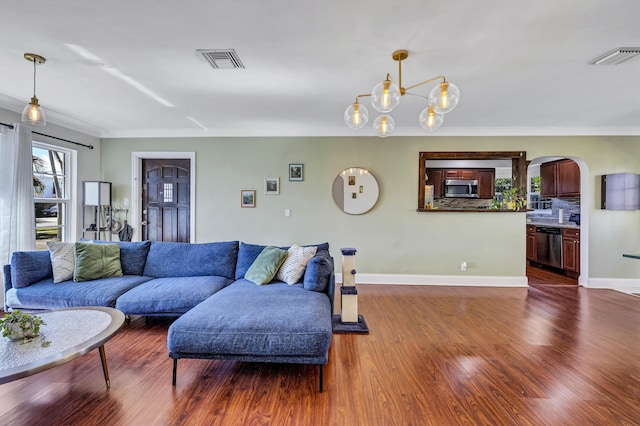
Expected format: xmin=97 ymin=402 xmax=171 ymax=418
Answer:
xmin=526 ymin=220 xmax=580 ymax=229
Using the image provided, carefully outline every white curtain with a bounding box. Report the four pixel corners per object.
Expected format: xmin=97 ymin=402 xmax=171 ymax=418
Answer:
xmin=0 ymin=123 xmax=36 ymax=277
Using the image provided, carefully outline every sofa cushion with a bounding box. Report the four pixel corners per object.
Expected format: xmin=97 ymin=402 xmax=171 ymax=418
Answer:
xmin=10 ymin=250 xmax=52 ymax=288
xmin=276 ymin=244 xmax=317 ymax=285
xmin=74 ymin=242 xmax=123 ymax=282
xmin=4 ymin=275 xmax=152 ymax=310
xmin=167 ymin=279 xmax=332 ymax=358
xmin=47 ymin=241 xmax=77 ymax=283
xmin=303 ymin=251 xmax=333 ymax=292
xmin=236 ymin=242 xmax=330 ymax=280
xmin=245 ymin=247 xmax=287 ymax=285
xmin=143 ymin=241 xmax=239 ymax=279
xmin=235 ymin=243 xmax=268 ymax=280
xmin=91 ymin=240 xmax=151 ymax=275
xmin=115 ymin=275 xmax=233 ymax=315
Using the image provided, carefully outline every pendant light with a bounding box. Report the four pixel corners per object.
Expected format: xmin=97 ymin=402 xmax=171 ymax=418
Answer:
xmin=344 ymin=50 xmax=460 ymax=137
xmin=21 ymin=53 xmax=47 ymax=126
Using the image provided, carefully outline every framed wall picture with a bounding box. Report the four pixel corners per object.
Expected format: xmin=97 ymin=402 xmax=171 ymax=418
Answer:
xmin=265 ymin=177 xmax=280 ymax=194
xmin=289 ymin=163 xmax=304 ymax=181
xmin=241 ymin=190 xmax=256 ymax=208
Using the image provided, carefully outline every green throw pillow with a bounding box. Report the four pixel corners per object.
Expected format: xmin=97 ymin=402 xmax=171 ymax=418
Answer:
xmin=74 ymin=242 xmax=123 ymax=282
xmin=244 ymin=246 xmax=287 ymax=285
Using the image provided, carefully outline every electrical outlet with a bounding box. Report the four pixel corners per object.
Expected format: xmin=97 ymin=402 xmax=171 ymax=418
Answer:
xmin=460 ymin=261 xmax=468 ymax=271
xmin=284 ymin=208 xmax=291 ymax=217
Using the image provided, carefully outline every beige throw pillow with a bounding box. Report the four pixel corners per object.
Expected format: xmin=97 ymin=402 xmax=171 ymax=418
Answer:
xmin=276 ymin=244 xmax=318 ymax=285
xmin=47 ymin=241 xmax=76 ymax=283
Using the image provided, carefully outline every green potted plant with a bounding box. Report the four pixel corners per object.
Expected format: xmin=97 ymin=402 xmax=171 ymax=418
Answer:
xmin=502 ymin=187 xmax=527 ymax=211
xmin=0 ymin=310 xmax=46 ymax=342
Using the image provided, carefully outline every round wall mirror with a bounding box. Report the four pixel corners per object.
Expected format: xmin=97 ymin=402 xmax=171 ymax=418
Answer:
xmin=332 ymin=167 xmax=380 ymax=214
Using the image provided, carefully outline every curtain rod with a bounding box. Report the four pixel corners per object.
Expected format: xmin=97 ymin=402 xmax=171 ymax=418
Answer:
xmin=0 ymin=121 xmax=94 ymax=150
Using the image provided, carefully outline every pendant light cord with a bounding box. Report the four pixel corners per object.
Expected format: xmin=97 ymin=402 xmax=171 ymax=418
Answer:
xmin=32 ymin=57 xmax=37 ymax=98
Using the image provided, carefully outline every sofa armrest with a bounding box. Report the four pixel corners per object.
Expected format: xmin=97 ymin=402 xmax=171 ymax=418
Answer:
xmin=303 ymin=252 xmax=332 ymax=290
xmin=3 ymin=264 xmax=12 ymax=311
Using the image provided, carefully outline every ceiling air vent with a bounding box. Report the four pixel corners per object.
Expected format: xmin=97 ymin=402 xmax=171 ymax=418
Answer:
xmin=588 ymin=47 xmax=640 ymax=65
xmin=197 ymin=49 xmax=245 ymax=69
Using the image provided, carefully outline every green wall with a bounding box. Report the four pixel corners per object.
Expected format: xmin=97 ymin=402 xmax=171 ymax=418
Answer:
xmin=101 ymin=135 xmax=640 ymax=284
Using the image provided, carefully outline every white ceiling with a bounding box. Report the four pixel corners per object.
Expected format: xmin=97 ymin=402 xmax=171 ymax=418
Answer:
xmin=1 ymin=1 xmax=639 ymax=139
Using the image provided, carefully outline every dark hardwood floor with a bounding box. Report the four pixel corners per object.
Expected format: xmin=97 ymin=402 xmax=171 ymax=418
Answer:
xmin=526 ymin=261 xmax=579 ymax=286
xmin=2 ymin=282 xmax=639 ymax=425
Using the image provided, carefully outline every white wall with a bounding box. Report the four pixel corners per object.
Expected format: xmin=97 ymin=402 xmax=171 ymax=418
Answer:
xmin=101 ymin=135 xmax=640 ymax=288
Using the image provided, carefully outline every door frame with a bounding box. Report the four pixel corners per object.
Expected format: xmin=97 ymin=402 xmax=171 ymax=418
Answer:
xmin=131 ymin=152 xmax=196 ymax=243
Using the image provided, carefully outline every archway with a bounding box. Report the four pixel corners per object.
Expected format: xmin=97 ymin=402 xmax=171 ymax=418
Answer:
xmin=526 ymin=156 xmax=589 ymax=286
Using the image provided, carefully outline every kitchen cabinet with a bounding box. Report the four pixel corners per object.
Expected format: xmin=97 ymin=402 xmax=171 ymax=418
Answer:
xmin=557 ymin=160 xmax=580 ymax=196
xmin=540 ymin=162 xmax=558 ymax=197
xmin=445 ymin=169 xmax=478 ymax=180
xmin=526 ymin=225 xmax=537 ymax=261
xmin=478 ymin=169 xmax=496 ymax=199
xmin=540 ymin=159 xmax=580 ymax=198
xmin=426 ymin=168 xmax=495 ymax=199
xmin=425 ymin=168 xmax=444 ymax=198
xmin=562 ymin=228 xmax=580 ymax=274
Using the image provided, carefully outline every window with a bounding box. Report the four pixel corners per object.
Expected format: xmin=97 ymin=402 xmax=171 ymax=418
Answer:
xmin=33 ymin=143 xmax=72 ymax=250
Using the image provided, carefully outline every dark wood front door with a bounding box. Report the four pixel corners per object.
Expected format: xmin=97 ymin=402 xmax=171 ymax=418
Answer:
xmin=142 ymin=159 xmax=191 ymax=242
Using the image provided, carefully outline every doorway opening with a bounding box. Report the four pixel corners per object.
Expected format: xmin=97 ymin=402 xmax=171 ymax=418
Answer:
xmin=526 ymin=157 xmax=589 ymax=286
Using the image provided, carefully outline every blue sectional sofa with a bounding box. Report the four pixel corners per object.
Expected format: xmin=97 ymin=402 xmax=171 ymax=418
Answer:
xmin=3 ymin=240 xmax=335 ymax=391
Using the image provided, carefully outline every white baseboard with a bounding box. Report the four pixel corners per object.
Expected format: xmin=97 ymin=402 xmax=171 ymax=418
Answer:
xmin=335 ymin=273 xmax=528 ymax=287
xmin=585 ymin=277 xmax=640 ymax=294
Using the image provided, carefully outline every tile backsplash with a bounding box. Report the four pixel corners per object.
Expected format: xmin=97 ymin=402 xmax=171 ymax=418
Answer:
xmin=527 ymin=196 xmax=580 ymax=224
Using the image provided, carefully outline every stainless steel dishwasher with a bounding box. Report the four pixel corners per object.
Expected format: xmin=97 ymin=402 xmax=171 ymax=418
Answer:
xmin=535 ymin=226 xmax=562 ymax=268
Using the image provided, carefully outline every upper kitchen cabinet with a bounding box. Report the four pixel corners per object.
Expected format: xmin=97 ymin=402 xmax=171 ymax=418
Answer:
xmin=445 ymin=169 xmax=479 ymax=180
xmin=425 ymin=169 xmax=444 ymax=198
xmin=541 ymin=159 xmax=580 ymax=198
xmin=558 ymin=160 xmax=580 ymax=196
xmin=540 ymin=162 xmax=557 ymax=197
xmin=477 ymin=169 xmax=496 ymax=199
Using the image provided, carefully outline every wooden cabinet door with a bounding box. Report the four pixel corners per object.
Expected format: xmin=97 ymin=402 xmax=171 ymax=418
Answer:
xmin=526 ymin=234 xmax=537 ymax=261
xmin=478 ymin=169 xmax=495 ymax=199
xmin=540 ymin=162 xmax=558 ymax=197
xmin=445 ymin=169 xmax=479 ymax=180
xmin=426 ymin=169 xmax=444 ymax=198
xmin=561 ymin=229 xmax=580 ymax=273
xmin=558 ymin=160 xmax=580 ymax=197
xmin=562 ymin=237 xmax=579 ymax=272
xmin=459 ymin=169 xmax=479 ymax=180
xmin=445 ymin=170 xmax=460 ymax=179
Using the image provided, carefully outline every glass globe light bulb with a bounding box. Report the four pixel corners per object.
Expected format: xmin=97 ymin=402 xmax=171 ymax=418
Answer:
xmin=21 ymin=96 xmax=46 ymax=126
xmin=373 ymin=114 xmax=395 ymax=138
xmin=429 ymin=81 xmax=460 ymax=114
xmin=419 ymin=105 xmax=444 ymax=131
xmin=344 ymin=101 xmax=369 ymax=129
xmin=371 ymin=78 xmax=400 ymax=113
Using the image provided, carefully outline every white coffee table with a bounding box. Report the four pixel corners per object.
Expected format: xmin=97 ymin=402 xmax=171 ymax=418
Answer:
xmin=0 ymin=307 xmax=125 ymax=387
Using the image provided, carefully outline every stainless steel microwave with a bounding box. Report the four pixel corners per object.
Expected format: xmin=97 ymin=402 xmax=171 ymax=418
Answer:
xmin=444 ymin=179 xmax=479 ymax=198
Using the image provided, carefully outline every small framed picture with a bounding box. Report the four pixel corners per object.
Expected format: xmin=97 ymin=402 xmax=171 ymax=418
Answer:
xmin=265 ymin=177 xmax=280 ymax=195
xmin=289 ymin=163 xmax=304 ymax=181
xmin=241 ymin=190 xmax=256 ymax=208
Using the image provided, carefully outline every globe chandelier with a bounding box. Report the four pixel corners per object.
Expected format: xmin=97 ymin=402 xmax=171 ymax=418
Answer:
xmin=344 ymin=49 xmax=460 ymax=137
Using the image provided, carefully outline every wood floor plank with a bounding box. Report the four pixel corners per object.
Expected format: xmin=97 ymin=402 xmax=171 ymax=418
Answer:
xmin=2 ymin=284 xmax=640 ymax=425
